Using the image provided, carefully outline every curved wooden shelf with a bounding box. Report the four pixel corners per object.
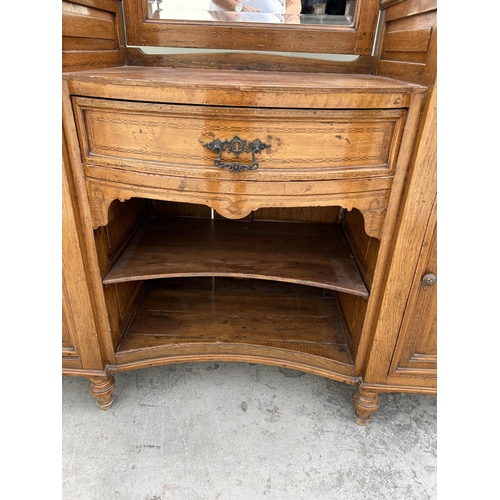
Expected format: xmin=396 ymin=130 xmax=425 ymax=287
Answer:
xmin=103 ymin=215 xmax=368 ymax=298
xmin=114 ymin=278 xmax=357 ymax=381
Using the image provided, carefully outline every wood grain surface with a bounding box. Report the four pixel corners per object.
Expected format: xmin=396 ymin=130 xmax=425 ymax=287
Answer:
xmin=115 ymin=277 xmax=356 ymax=380
xmin=104 ymin=216 xmax=369 ymax=298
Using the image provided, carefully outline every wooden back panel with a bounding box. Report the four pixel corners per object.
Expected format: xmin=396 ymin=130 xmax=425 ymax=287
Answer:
xmin=125 ymin=47 xmax=376 ymax=74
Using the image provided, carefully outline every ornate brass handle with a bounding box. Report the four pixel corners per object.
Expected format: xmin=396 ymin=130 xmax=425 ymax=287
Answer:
xmin=203 ymin=136 xmax=271 ymax=173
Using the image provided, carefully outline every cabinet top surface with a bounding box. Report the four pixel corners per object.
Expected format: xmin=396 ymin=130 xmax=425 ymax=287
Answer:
xmin=64 ymin=66 xmax=424 ymax=93
xmin=64 ymin=66 xmax=425 ymax=109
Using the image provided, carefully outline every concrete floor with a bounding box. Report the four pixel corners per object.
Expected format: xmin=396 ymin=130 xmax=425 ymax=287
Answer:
xmin=62 ymin=362 xmax=437 ymax=500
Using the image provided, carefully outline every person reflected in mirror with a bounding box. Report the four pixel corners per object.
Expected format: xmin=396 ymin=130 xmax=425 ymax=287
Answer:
xmin=208 ymin=0 xmax=301 ymax=24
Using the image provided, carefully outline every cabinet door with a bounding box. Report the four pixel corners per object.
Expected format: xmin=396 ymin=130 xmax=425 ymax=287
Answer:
xmin=386 ymin=199 xmax=437 ymax=385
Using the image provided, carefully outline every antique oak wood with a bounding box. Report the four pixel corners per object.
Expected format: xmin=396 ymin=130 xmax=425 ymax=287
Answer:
xmin=62 ymin=0 xmax=128 ymax=407
xmin=62 ymin=0 xmax=437 ymax=424
xmin=352 ymin=0 xmax=437 ymax=424
xmin=114 ymin=278 xmax=357 ymax=383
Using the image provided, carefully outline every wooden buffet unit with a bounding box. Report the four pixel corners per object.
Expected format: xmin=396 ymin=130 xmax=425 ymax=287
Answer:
xmin=62 ymin=0 xmax=437 ymax=425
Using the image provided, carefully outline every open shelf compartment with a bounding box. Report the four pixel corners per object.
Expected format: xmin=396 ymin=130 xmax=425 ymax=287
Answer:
xmin=115 ymin=277 xmax=356 ymax=379
xmin=104 ymin=215 xmax=368 ymax=298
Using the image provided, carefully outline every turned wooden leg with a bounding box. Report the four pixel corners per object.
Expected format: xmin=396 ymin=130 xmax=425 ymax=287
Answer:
xmin=88 ymin=372 xmax=116 ymax=410
xmin=352 ymin=386 xmax=380 ymax=426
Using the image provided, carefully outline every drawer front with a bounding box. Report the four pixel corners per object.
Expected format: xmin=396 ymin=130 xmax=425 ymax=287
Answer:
xmin=73 ymin=97 xmax=406 ymax=182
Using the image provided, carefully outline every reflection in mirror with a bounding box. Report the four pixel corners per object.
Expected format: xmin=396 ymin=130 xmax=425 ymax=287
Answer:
xmin=147 ymin=0 xmax=356 ymax=25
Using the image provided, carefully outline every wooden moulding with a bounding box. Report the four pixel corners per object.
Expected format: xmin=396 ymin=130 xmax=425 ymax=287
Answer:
xmin=113 ymin=277 xmax=358 ymax=383
xmin=103 ymin=215 xmax=369 ymax=298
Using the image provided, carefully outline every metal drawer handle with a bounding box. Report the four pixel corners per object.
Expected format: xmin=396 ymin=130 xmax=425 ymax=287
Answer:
xmin=203 ymin=136 xmax=271 ymax=173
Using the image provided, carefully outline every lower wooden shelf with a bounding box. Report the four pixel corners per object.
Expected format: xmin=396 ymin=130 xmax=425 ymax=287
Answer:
xmin=114 ymin=277 xmax=358 ymax=383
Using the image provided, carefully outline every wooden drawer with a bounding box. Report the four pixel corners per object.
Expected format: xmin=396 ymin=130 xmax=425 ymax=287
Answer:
xmin=74 ymin=97 xmax=406 ymax=182
xmin=66 ymin=68 xmax=425 ymax=235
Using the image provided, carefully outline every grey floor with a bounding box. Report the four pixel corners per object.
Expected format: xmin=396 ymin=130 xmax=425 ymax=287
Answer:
xmin=62 ymin=362 xmax=437 ymax=500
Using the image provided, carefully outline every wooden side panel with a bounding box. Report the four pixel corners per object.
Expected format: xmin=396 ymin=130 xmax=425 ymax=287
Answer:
xmin=343 ymin=209 xmax=376 ymax=282
xmin=375 ymin=0 xmax=437 ymax=86
xmin=93 ymin=198 xmax=148 ymax=350
xmin=62 ymin=0 xmax=125 ymax=72
xmin=338 ymin=209 xmax=380 ymax=360
xmin=106 ymin=198 xmax=145 ymax=258
xmin=63 ymin=132 xmax=104 ymax=371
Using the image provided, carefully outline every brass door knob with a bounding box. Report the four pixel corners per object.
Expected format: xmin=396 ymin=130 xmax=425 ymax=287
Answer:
xmin=421 ymin=273 xmax=437 ymax=287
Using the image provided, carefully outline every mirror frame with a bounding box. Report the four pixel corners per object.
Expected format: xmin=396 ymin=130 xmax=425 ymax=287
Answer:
xmin=123 ymin=0 xmax=380 ymax=55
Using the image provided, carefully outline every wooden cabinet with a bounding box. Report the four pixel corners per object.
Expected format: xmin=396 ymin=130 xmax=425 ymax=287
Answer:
xmin=62 ymin=0 xmax=437 ymax=424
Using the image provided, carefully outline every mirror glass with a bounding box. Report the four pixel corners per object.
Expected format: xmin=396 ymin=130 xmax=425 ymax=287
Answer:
xmin=147 ymin=0 xmax=356 ymax=25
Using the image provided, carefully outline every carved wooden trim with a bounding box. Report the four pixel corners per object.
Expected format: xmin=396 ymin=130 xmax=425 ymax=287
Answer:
xmin=85 ymin=177 xmax=389 ymax=239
